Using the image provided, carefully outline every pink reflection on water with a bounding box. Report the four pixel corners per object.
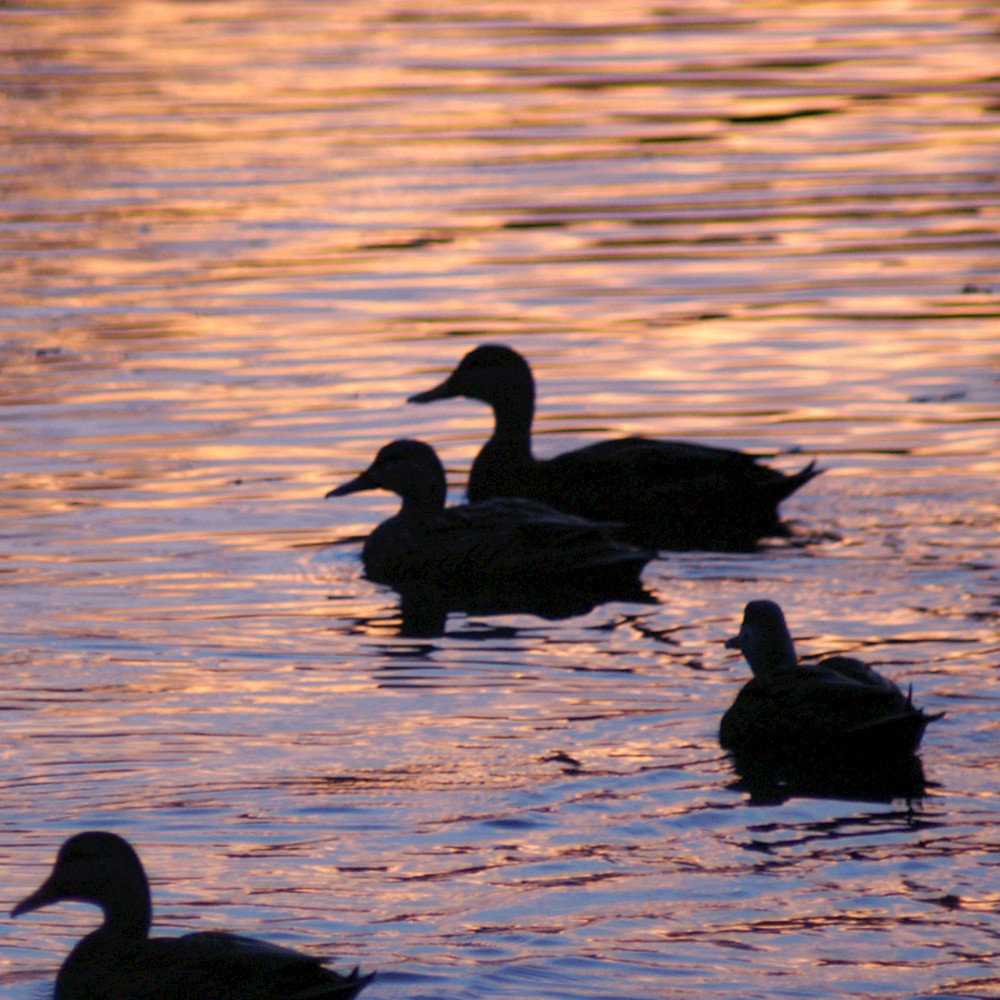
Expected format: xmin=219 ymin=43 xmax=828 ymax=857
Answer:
xmin=2 ymin=1 xmax=1000 ymax=997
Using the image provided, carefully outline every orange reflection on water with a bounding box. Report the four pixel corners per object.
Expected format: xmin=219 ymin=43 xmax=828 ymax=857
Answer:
xmin=3 ymin=3 xmax=1000 ymax=999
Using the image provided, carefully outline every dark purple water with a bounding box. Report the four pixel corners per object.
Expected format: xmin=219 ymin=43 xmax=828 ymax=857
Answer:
xmin=2 ymin=3 xmax=999 ymax=998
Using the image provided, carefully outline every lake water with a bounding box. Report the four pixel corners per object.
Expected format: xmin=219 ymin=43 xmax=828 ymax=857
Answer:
xmin=2 ymin=2 xmax=999 ymax=998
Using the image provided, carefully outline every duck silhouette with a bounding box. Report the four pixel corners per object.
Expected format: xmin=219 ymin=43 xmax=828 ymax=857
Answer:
xmin=327 ymin=439 xmax=654 ymax=617
xmin=721 ymin=600 xmax=941 ymax=759
xmin=11 ymin=831 xmax=373 ymax=1000
xmin=408 ymin=344 xmax=820 ymax=551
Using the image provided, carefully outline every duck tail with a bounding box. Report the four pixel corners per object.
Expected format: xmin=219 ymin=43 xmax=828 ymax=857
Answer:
xmin=338 ymin=967 xmax=376 ymax=999
xmin=906 ymin=686 xmax=944 ymax=726
xmin=772 ymin=459 xmax=822 ymax=504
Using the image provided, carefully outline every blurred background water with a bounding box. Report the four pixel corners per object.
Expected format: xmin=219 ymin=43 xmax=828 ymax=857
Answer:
xmin=1 ymin=1 xmax=999 ymax=997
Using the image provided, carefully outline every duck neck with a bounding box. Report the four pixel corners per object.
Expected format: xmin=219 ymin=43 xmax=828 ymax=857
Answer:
xmin=748 ymin=633 xmax=798 ymax=679
xmin=485 ymin=384 xmax=535 ymax=465
xmin=395 ymin=477 xmax=446 ymax=527
xmin=99 ymin=871 xmax=152 ymax=940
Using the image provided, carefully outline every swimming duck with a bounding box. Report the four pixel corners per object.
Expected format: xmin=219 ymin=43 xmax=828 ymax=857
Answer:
xmin=408 ymin=344 xmax=820 ymax=551
xmin=326 ymin=439 xmax=653 ymax=605
xmin=11 ymin=831 xmax=373 ymax=1000
xmin=720 ymin=600 xmax=941 ymax=758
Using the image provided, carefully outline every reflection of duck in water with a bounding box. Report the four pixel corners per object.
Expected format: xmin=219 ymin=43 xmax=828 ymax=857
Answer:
xmin=11 ymin=831 xmax=373 ymax=1000
xmin=408 ymin=344 xmax=820 ymax=551
xmin=327 ymin=440 xmax=654 ymax=619
xmin=721 ymin=600 xmax=941 ymax=759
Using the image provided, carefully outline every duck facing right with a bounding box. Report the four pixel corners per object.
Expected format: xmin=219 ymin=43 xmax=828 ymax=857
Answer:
xmin=721 ymin=600 xmax=942 ymax=760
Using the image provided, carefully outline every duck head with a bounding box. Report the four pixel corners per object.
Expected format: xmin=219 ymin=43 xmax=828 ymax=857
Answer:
xmin=408 ymin=344 xmax=534 ymax=410
xmin=726 ymin=600 xmax=799 ymax=678
xmin=326 ymin=439 xmax=448 ymax=515
xmin=12 ymin=831 xmax=152 ymax=937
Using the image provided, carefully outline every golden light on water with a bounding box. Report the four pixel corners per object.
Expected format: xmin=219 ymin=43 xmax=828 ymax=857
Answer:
xmin=1 ymin=2 xmax=999 ymax=998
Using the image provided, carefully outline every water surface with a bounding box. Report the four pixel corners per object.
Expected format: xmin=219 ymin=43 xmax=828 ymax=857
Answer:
xmin=2 ymin=2 xmax=1000 ymax=998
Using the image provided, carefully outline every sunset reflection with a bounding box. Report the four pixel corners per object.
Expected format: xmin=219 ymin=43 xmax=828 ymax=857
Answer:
xmin=2 ymin=1 xmax=1000 ymax=999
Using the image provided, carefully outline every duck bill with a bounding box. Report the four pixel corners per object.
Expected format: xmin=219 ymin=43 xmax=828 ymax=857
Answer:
xmin=724 ymin=632 xmax=744 ymax=650
xmin=325 ymin=470 xmax=376 ymax=498
xmin=407 ymin=376 xmax=458 ymax=404
xmin=11 ymin=876 xmax=60 ymax=918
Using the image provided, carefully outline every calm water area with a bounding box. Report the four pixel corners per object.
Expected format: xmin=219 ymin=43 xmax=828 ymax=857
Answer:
xmin=2 ymin=2 xmax=1000 ymax=997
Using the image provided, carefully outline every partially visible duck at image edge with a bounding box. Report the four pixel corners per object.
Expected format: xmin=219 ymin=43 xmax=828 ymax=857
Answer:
xmin=11 ymin=830 xmax=372 ymax=1000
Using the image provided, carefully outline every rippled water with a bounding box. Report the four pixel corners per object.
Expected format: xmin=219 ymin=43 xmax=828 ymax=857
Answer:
xmin=2 ymin=2 xmax=1000 ymax=998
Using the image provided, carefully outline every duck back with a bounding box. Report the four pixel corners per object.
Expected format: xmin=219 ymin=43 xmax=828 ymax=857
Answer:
xmin=472 ymin=434 xmax=818 ymax=550
xmin=362 ymin=497 xmax=650 ymax=593
xmin=58 ymin=929 xmax=372 ymax=1000
xmin=720 ymin=660 xmax=934 ymax=759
